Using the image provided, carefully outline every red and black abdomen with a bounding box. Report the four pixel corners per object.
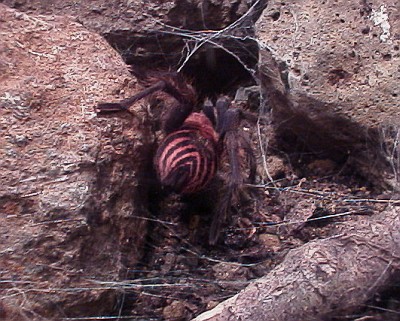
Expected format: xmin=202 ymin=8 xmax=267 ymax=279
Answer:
xmin=154 ymin=127 xmax=218 ymax=194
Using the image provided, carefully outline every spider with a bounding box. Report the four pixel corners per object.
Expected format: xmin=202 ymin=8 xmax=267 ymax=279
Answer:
xmin=96 ymin=72 xmax=256 ymax=244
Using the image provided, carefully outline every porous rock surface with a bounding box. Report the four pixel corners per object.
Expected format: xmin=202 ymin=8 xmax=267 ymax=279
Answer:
xmin=257 ymin=0 xmax=400 ymax=125
xmin=2 ymin=0 xmax=251 ymax=30
xmin=0 ymin=5 xmax=151 ymax=320
xmin=256 ymin=0 xmax=400 ymax=187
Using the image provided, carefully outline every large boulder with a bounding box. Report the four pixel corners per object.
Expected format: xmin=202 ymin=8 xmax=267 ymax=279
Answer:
xmin=256 ymin=0 xmax=400 ymax=188
xmin=0 ymin=5 xmax=150 ymax=319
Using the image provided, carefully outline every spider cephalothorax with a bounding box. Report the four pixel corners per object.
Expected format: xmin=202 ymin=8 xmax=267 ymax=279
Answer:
xmin=96 ymin=72 xmax=256 ymax=244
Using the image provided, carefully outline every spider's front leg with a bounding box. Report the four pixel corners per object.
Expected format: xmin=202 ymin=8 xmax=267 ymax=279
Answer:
xmin=95 ymin=73 xmax=196 ymax=129
xmin=209 ymin=129 xmax=240 ymax=245
xmin=95 ymin=80 xmax=167 ymax=113
xmin=209 ymin=101 xmax=257 ymax=245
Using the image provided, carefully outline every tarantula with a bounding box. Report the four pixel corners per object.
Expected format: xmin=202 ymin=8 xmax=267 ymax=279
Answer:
xmin=96 ymin=73 xmax=256 ymax=244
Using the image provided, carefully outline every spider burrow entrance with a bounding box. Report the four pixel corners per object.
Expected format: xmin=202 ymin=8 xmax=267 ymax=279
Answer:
xmin=179 ymin=42 xmax=259 ymax=98
xmin=96 ymin=72 xmax=258 ymax=245
xmin=99 ymin=32 xmax=263 ymax=243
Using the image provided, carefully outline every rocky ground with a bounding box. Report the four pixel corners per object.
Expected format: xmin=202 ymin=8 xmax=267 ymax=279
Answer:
xmin=1 ymin=0 xmax=400 ymax=320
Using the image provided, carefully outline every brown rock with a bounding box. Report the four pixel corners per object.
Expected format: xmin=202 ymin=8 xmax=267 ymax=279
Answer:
xmin=193 ymin=207 xmax=400 ymax=321
xmin=212 ymin=262 xmax=250 ymax=290
xmin=256 ymin=0 xmax=400 ymax=189
xmin=257 ymin=0 xmax=399 ymax=127
xmin=0 ymin=5 xmax=150 ymax=319
xmin=258 ymin=233 xmax=281 ymax=252
xmin=163 ymin=300 xmax=193 ymax=321
xmin=2 ymin=0 xmax=254 ymax=66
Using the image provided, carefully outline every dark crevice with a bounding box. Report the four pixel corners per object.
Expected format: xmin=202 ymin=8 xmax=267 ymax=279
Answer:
xmin=103 ymin=32 xmax=185 ymax=67
xmin=103 ymin=31 xmax=260 ymax=99
xmin=180 ymin=41 xmax=259 ymax=98
xmin=271 ymin=11 xmax=280 ymax=21
xmin=101 ymin=1 xmax=267 ymax=99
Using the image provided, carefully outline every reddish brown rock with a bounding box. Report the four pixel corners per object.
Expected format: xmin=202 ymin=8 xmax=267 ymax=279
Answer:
xmin=0 ymin=5 xmax=151 ymax=320
xmin=2 ymin=0 xmax=254 ymax=65
xmin=256 ymin=0 xmax=400 ymax=189
xmin=257 ymin=0 xmax=399 ymax=127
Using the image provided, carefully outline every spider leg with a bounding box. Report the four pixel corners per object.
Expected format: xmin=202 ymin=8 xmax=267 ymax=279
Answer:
xmin=209 ymin=129 xmax=241 ymax=245
xmin=218 ymin=108 xmax=241 ymax=136
xmin=209 ymin=181 xmax=234 ymax=245
xmin=202 ymin=99 xmax=216 ymax=126
xmin=96 ymin=80 xmax=167 ymax=114
xmin=225 ymin=131 xmax=242 ymax=188
xmin=96 ymin=73 xmax=195 ymax=116
xmin=215 ymin=97 xmax=230 ymax=133
xmin=220 ymin=106 xmax=257 ymax=183
xmin=153 ymin=74 xmax=197 ymax=133
xmin=209 ymin=105 xmax=257 ymax=244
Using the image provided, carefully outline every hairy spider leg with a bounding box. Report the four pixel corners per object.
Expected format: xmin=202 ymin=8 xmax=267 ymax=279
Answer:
xmin=209 ymin=182 xmax=234 ymax=245
xmin=219 ymin=108 xmax=241 ymax=134
xmin=209 ymin=106 xmax=257 ymax=244
xmin=209 ymin=128 xmax=241 ymax=245
xmin=96 ymin=80 xmax=166 ymax=113
xmin=220 ymin=107 xmax=256 ymax=182
xmin=158 ymin=78 xmax=197 ymax=134
xmin=96 ymin=74 xmax=196 ymax=129
xmin=215 ymin=97 xmax=230 ymax=134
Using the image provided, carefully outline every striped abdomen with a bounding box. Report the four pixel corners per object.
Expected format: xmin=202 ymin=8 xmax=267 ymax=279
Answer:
xmin=154 ymin=113 xmax=218 ymax=194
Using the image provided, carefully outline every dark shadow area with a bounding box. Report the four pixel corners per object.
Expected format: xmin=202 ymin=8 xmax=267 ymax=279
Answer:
xmin=103 ymin=32 xmax=259 ymax=99
xmin=180 ymin=41 xmax=259 ymax=98
xmin=261 ymin=77 xmax=392 ymax=190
